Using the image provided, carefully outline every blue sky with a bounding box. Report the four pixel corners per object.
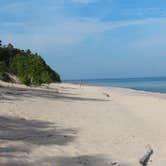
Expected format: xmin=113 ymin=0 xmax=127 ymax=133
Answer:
xmin=1 ymin=0 xmax=166 ymax=80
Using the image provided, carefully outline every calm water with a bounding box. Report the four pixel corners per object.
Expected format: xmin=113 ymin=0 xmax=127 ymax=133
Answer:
xmin=66 ymin=77 xmax=166 ymax=93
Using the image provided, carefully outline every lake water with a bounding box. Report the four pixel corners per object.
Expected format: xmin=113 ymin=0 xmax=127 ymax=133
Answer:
xmin=66 ymin=77 xmax=166 ymax=93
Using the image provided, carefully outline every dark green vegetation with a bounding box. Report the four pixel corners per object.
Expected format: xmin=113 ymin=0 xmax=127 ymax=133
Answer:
xmin=0 ymin=40 xmax=61 ymax=85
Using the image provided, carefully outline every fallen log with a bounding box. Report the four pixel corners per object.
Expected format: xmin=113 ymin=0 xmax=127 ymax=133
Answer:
xmin=139 ymin=146 xmax=153 ymax=166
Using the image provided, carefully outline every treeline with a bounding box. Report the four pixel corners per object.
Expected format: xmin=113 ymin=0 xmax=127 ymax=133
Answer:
xmin=0 ymin=40 xmax=61 ymax=85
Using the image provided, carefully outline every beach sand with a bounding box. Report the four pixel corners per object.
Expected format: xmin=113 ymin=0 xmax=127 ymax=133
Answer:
xmin=0 ymin=81 xmax=166 ymax=165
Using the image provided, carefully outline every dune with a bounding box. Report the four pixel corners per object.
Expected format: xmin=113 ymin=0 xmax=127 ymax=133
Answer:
xmin=0 ymin=82 xmax=166 ymax=165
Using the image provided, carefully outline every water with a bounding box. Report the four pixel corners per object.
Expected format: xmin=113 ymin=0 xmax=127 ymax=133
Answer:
xmin=65 ymin=77 xmax=166 ymax=93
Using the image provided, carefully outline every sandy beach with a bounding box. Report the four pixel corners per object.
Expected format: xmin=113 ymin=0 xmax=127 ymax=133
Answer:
xmin=0 ymin=81 xmax=166 ymax=165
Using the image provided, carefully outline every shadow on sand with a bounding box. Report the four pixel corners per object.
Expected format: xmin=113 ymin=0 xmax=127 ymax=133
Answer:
xmin=0 ymin=116 xmax=76 ymax=165
xmin=0 ymin=116 xmax=126 ymax=166
xmin=0 ymin=86 xmax=114 ymax=166
xmin=0 ymin=86 xmax=109 ymax=102
xmin=0 ymin=155 xmax=127 ymax=166
xmin=0 ymin=116 xmax=76 ymax=146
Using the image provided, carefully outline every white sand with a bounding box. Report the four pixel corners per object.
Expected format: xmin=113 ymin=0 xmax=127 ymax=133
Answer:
xmin=0 ymin=81 xmax=166 ymax=165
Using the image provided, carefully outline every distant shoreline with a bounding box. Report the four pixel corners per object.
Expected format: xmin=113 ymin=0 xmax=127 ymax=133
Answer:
xmin=65 ymin=76 xmax=166 ymax=94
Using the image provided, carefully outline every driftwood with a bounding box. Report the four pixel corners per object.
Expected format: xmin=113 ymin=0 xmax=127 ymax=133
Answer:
xmin=139 ymin=146 xmax=153 ymax=166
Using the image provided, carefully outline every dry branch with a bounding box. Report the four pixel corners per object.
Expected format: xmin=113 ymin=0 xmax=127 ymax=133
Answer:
xmin=139 ymin=146 xmax=153 ymax=166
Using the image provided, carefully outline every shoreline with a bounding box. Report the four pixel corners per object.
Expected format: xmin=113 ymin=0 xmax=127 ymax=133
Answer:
xmin=65 ymin=81 xmax=166 ymax=99
xmin=1 ymin=79 xmax=166 ymax=104
xmin=1 ymin=79 xmax=166 ymax=96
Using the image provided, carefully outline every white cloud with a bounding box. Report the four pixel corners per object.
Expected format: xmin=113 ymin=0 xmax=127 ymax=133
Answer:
xmin=121 ymin=8 xmax=166 ymax=18
xmin=0 ymin=2 xmax=30 ymax=14
xmin=1 ymin=0 xmax=166 ymax=53
xmin=1 ymin=16 xmax=166 ymax=52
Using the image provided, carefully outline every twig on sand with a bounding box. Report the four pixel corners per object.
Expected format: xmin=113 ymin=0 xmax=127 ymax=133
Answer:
xmin=139 ymin=146 xmax=153 ymax=166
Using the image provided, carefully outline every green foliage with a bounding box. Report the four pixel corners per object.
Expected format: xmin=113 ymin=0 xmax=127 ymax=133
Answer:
xmin=0 ymin=61 xmax=8 ymax=81
xmin=0 ymin=61 xmax=7 ymax=73
xmin=0 ymin=41 xmax=61 ymax=85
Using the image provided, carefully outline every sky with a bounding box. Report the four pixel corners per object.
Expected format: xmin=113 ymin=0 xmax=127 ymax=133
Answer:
xmin=1 ymin=0 xmax=166 ymax=80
